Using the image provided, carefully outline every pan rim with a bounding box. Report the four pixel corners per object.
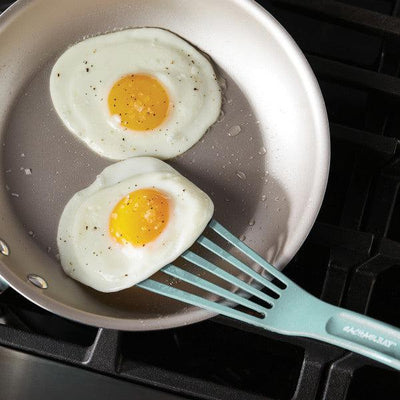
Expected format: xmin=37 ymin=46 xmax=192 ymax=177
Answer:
xmin=0 ymin=0 xmax=330 ymax=331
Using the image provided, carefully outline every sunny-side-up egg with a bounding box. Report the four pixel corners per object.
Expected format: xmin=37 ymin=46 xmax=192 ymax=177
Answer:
xmin=57 ymin=157 xmax=214 ymax=292
xmin=50 ymin=28 xmax=222 ymax=160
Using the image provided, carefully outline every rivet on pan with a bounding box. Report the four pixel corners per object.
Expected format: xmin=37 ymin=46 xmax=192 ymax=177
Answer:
xmin=0 ymin=240 xmax=10 ymax=256
xmin=27 ymin=274 xmax=48 ymax=289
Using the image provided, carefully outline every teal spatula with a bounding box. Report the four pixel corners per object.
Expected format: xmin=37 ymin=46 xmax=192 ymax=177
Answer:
xmin=138 ymin=220 xmax=400 ymax=371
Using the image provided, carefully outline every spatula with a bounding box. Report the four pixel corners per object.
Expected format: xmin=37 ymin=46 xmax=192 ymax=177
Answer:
xmin=138 ymin=220 xmax=400 ymax=371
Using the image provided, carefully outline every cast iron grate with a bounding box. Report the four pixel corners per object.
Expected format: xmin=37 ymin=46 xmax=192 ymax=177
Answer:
xmin=1 ymin=0 xmax=400 ymax=399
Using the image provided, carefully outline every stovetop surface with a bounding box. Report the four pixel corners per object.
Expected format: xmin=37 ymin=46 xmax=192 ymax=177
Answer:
xmin=0 ymin=346 xmax=187 ymax=400
xmin=2 ymin=1 xmax=400 ymax=399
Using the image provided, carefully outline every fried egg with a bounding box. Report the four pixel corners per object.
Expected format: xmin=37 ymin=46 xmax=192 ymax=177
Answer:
xmin=57 ymin=157 xmax=214 ymax=292
xmin=50 ymin=28 xmax=222 ymax=160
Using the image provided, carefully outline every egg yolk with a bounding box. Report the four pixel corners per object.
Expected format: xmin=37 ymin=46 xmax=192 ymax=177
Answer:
xmin=108 ymin=74 xmax=170 ymax=131
xmin=109 ymin=188 xmax=170 ymax=247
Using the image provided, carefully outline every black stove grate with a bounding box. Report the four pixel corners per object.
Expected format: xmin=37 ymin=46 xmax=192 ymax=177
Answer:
xmin=1 ymin=0 xmax=400 ymax=399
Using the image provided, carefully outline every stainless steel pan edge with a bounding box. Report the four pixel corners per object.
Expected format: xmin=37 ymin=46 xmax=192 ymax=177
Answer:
xmin=0 ymin=0 xmax=330 ymax=330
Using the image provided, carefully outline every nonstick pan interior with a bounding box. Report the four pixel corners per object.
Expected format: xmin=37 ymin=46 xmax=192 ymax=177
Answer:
xmin=0 ymin=0 xmax=329 ymax=330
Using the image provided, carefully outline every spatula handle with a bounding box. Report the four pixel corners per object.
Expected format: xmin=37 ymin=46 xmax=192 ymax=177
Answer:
xmin=320 ymin=305 xmax=400 ymax=370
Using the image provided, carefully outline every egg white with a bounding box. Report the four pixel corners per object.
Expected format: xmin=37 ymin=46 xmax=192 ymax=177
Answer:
xmin=57 ymin=157 xmax=214 ymax=292
xmin=50 ymin=28 xmax=222 ymax=160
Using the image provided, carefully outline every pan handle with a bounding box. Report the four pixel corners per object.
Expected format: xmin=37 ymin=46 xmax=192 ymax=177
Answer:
xmin=0 ymin=277 xmax=8 ymax=294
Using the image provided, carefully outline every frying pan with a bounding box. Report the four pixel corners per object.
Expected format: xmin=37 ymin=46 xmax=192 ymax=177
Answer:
xmin=0 ymin=0 xmax=330 ymax=330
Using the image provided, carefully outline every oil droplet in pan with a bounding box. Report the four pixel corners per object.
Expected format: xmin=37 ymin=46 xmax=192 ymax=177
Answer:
xmin=227 ymin=125 xmax=241 ymax=137
xmin=258 ymin=146 xmax=266 ymax=155
xmin=236 ymin=171 xmax=246 ymax=180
